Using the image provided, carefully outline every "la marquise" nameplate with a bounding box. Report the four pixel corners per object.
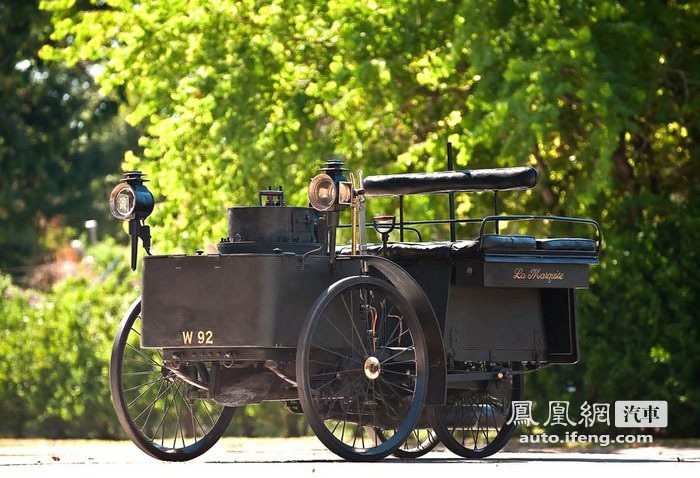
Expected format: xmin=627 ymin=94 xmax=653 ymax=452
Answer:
xmin=513 ymin=267 xmax=565 ymax=283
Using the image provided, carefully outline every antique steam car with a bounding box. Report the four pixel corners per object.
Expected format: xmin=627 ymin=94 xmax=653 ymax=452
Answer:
xmin=108 ymin=152 xmax=600 ymax=461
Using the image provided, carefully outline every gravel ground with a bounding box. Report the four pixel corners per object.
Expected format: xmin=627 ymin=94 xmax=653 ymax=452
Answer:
xmin=1 ymin=437 xmax=699 ymax=478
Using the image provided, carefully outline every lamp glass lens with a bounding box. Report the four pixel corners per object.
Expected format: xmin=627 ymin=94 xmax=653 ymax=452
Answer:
xmin=109 ymin=183 xmax=136 ymax=220
xmin=338 ymin=181 xmax=352 ymax=205
xmin=309 ymin=174 xmax=336 ymax=211
xmin=116 ymin=190 xmax=134 ymax=216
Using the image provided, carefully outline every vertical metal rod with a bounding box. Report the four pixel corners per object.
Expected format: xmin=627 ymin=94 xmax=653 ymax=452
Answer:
xmin=357 ymin=170 xmax=367 ymax=256
xmin=494 ymin=190 xmax=499 ymax=235
xmin=327 ymin=211 xmax=339 ymax=264
xmin=399 ymin=195 xmax=405 ymax=242
xmin=350 ymin=173 xmax=357 ymax=255
xmin=381 ymin=233 xmax=389 ymax=259
xmin=351 ymin=199 xmax=357 ymax=255
xmin=129 ymin=219 xmax=139 ymax=271
xmin=447 ymin=142 xmax=456 ymax=242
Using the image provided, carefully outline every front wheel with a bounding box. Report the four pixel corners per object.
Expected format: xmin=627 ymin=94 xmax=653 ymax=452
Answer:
xmin=110 ymin=298 xmax=235 ymax=461
xmin=296 ymin=276 xmax=429 ymax=461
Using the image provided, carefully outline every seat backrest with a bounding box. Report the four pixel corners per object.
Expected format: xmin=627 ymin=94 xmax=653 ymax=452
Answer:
xmin=363 ymin=167 xmax=538 ymax=197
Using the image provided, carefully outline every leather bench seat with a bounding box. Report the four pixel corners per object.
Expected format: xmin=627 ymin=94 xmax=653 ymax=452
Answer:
xmin=536 ymin=238 xmax=596 ymax=251
xmin=338 ymin=236 xmax=594 ymax=261
xmin=337 ymin=235 xmax=537 ymax=261
xmin=480 ymin=234 xmax=536 ymax=250
xmin=337 ymin=241 xmax=455 ymax=260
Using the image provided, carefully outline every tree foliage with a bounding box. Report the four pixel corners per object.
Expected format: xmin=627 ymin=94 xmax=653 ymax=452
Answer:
xmin=12 ymin=0 xmax=699 ymax=436
xmin=0 ymin=240 xmax=137 ymax=437
xmin=0 ymin=0 xmax=138 ymax=271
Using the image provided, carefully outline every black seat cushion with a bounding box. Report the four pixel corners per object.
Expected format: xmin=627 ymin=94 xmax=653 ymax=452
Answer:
xmin=536 ymin=238 xmax=596 ymax=251
xmin=337 ymin=235 xmax=536 ymax=261
xmin=337 ymin=242 xmax=454 ymax=260
xmin=481 ymin=234 xmax=536 ymax=250
xmin=450 ymin=240 xmax=480 ymax=257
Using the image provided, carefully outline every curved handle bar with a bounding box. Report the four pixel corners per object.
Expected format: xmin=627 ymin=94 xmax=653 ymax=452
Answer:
xmin=477 ymin=215 xmax=602 ymax=254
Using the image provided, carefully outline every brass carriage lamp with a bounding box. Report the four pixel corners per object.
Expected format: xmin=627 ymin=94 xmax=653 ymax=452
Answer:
xmin=372 ymin=215 xmax=396 ymax=258
xmin=307 ymin=159 xmax=354 ymax=263
xmin=307 ymin=159 xmax=352 ymax=212
xmin=108 ymin=171 xmax=154 ymax=270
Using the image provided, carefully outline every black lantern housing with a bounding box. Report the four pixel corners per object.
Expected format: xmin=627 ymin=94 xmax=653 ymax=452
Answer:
xmin=109 ymin=171 xmax=154 ymax=270
xmin=308 ymin=159 xmax=352 ymax=212
xmin=109 ymin=171 xmax=154 ymax=221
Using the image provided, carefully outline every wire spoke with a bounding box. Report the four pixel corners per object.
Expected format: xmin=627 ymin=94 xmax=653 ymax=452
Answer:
xmin=311 ymin=368 xmax=362 ymax=378
xmin=381 ymin=346 xmax=415 ymax=365
xmin=123 ymin=357 xmax=160 ymax=368
xmin=125 ymin=343 xmax=162 ymax=368
xmin=322 ymin=314 xmax=366 ymax=360
xmin=140 ymin=379 xmax=166 ymax=434
xmin=201 ymin=398 xmax=217 ymax=428
xmin=132 ymin=381 xmax=172 ymax=422
xmin=123 ymin=376 xmax=162 ymax=393
xmin=176 ymin=386 xmax=208 ymax=441
xmin=310 ymin=344 xmax=363 ymax=364
xmin=123 ymin=370 xmax=162 ymax=376
xmin=340 ymin=292 xmax=369 ymax=358
xmin=127 ymin=376 xmax=161 ymax=407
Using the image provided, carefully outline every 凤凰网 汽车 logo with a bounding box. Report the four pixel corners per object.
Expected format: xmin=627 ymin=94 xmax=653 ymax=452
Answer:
xmin=514 ymin=400 xmax=666 ymax=447
xmin=509 ymin=400 xmax=668 ymax=428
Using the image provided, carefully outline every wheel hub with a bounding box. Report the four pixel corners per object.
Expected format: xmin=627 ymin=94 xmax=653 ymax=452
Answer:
xmin=364 ymin=356 xmax=381 ymax=380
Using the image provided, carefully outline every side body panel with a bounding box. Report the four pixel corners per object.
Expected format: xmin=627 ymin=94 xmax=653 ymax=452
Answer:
xmin=141 ymin=254 xmax=360 ymax=348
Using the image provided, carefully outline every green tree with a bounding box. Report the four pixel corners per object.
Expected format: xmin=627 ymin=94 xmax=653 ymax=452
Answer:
xmin=0 ymin=240 xmax=138 ymax=437
xmin=0 ymin=0 xmax=138 ymax=273
xmin=39 ymin=0 xmax=700 ymax=436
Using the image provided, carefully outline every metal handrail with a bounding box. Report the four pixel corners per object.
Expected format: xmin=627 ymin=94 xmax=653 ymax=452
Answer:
xmin=340 ymin=215 xmax=602 ymax=253
xmin=337 ymin=223 xmax=423 ymax=242
xmin=477 ymin=215 xmax=602 ymax=253
xmin=399 ymin=218 xmax=484 ymax=226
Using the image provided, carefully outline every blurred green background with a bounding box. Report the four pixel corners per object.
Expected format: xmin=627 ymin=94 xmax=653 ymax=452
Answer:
xmin=1 ymin=0 xmax=699 ymax=438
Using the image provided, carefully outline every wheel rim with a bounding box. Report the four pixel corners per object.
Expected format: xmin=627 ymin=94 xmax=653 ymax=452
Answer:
xmin=297 ymin=277 xmax=428 ymax=461
xmin=432 ymin=363 xmax=523 ymax=458
xmin=110 ymin=300 xmax=234 ymax=460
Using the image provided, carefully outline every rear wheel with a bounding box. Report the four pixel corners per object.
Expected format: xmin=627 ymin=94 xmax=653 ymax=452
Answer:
xmin=297 ymin=276 xmax=429 ymax=461
xmin=110 ymin=299 xmax=235 ymax=461
xmin=371 ymin=425 xmax=440 ymax=458
xmin=428 ymin=363 xmax=523 ymax=459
